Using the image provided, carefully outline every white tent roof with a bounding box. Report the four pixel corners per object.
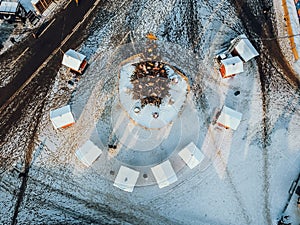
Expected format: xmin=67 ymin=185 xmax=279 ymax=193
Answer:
xmin=217 ymin=106 xmax=242 ymax=130
xmin=233 ymin=34 xmax=259 ymax=62
xmin=151 ymin=160 xmax=178 ymax=188
xmin=113 ymin=166 xmax=140 ymax=192
xmin=220 ymin=56 xmax=244 ymax=76
xmin=0 ymin=2 xmax=19 ymax=13
xmin=62 ymin=49 xmax=86 ymax=71
xmin=178 ymin=142 xmax=204 ymax=169
xmin=50 ymin=105 xmax=75 ymax=129
xmin=75 ymin=140 xmax=102 ymax=167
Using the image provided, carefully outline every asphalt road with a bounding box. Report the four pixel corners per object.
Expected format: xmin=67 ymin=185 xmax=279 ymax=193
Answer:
xmin=0 ymin=0 xmax=96 ymax=108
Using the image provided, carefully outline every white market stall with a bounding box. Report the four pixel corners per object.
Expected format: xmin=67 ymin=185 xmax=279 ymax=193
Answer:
xmin=151 ymin=160 xmax=178 ymax=188
xmin=75 ymin=140 xmax=102 ymax=167
xmin=178 ymin=142 xmax=204 ymax=169
xmin=113 ymin=166 xmax=140 ymax=192
xmin=229 ymin=34 xmax=259 ymax=62
xmin=62 ymin=49 xmax=88 ymax=74
xmin=219 ymin=56 xmax=244 ymax=78
xmin=216 ymin=106 xmax=242 ymax=130
xmin=50 ymin=105 xmax=75 ymax=129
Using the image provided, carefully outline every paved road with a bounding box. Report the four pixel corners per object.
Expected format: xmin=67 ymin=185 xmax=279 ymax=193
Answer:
xmin=0 ymin=0 xmax=97 ymax=108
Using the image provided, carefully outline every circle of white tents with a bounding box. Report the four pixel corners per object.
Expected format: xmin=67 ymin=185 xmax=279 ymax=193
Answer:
xmin=47 ymin=36 xmax=255 ymax=192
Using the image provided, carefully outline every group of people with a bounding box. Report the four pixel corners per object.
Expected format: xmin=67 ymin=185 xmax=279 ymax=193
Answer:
xmin=140 ymin=96 xmax=162 ymax=108
xmin=130 ymin=61 xmax=171 ymax=108
xmin=131 ymin=61 xmax=168 ymax=80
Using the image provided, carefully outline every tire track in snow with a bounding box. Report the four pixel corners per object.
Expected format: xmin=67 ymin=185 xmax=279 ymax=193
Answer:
xmin=11 ymin=96 xmax=47 ymax=225
xmin=216 ymin=146 xmax=252 ymax=225
xmin=15 ymin=161 xmax=173 ymax=225
xmin=196 ymin=0 xmax=227 ymax=41
xmin=259 ymin=57 xmax=272 ymax=225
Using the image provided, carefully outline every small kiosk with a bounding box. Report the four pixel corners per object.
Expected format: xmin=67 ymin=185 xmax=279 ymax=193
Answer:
xmin=75 ymin=140 xmax=102 ymax=167
xmin=62 ymin=49 xmax=88 ymax=74
xmin=216 ymin=106 xmax=242 ymax=130
xmin=151 ymin=160 xmax=177 ymax=189
xmin=219 ymin=56 xmax=244 ymax=78
xmin=50 ymin=105 xmax=75 ymax=129
xmin=113 ymin=166 xmax=140 ymax=192
xmin=178 ymin=142 xmax=204 ymax=169
xmin=229 ymin=34 xmax=259 ymax=62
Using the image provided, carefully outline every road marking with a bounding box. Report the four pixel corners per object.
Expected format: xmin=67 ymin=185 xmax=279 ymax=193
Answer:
xmin=10 ymin=47 xmax=29 ymax=67
xmin=0 ymin=0 xmax=102 ymax=114
xmin=39 ymin=18 xmax=56 ymax=38
xmin=73 ymin=22 xmax=81 ymax=32
xmin=60 ymin=33 xmax=72 ymax=47
xmin=84 ymin=8 xmax=93 ymax=19
xmin=63 ymin=0 xmax=72 ymax=9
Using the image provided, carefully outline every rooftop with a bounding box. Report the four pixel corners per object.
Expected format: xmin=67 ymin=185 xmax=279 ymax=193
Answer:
xmin=0 ymin=1 xmax=19 ymax=13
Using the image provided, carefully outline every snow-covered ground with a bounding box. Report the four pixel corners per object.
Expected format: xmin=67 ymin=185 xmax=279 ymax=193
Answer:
xmin=0 ymin=0 xmax=300 ymax=224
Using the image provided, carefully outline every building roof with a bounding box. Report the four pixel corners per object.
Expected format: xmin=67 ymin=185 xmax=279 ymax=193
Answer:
xmin=151 ymin=160 xmax=178 ymax=188
xmin=62 ymin=49 xmax=86 ymax=71
xmin=232 ymin=34 xmax=259 ymax=62
xmin=220 ymin=56 xmax=244 ymax=76
xmin=217 ymin=106 xmax=242 ymax=130
xmin=0 ymin=1 xmax=19 ymax=13
xmin=178 ymin=142 xmax=204 ymax=169
xmin=31 ymin=0 xmax=39 ymax=4
xmin=75 ymin=140 xmax=102 ymax=167
xmin=113 ymin=166 xmax=140 ymax=192
xmin=50 ymin=105 xmax=75 ymax=129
